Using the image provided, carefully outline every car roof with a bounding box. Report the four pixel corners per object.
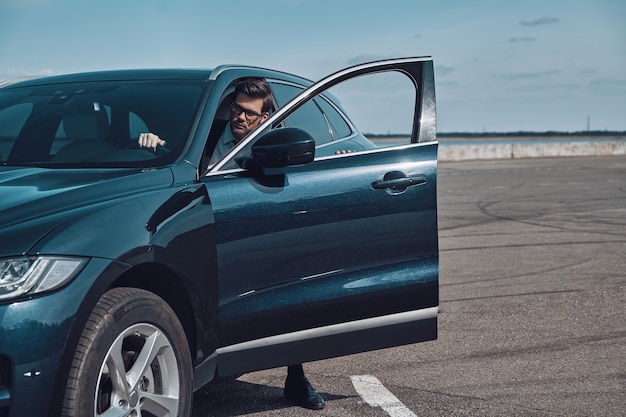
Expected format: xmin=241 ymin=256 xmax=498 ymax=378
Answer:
xmin=1 ymin=66 xmax=313 ymax=89
xmin=0 ymin=69 xmax=216 ymax=88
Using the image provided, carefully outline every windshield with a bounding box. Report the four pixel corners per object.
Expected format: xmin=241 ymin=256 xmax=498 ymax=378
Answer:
xmin=0 ymin=79 xmax=208 ymax=168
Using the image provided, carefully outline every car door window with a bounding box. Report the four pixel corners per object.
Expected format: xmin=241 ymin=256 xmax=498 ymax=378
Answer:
xmin=279 ymin=71 xmax=417 ymax=157
xmin=215 ymin=61 xmax=429 ymax=172
xmin=324 ymin=71 xmax=417 ymax=148
xmin=269 ymin=72 xmax=417 ymax=155
xmin=269 ymin=82 xmax=333 ymax=145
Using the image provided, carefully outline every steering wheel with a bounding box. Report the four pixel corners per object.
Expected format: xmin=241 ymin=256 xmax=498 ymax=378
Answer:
xmin=126 ymin=141 xmax=171 ymax=157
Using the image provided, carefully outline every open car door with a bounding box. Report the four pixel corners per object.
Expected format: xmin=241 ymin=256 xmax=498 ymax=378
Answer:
xmin=204 ymin=57 xmax=438 ymax=376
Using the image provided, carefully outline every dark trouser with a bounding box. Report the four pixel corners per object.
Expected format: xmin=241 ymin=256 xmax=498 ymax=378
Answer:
xmin=287 ymin=364 xmax=305 ymax=379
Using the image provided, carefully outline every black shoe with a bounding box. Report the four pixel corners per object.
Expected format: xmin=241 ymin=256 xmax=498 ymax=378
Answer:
xmin=284 ymin=376 xmax=325 ymax=410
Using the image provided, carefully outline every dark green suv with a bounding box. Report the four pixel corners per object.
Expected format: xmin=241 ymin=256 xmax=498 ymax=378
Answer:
xmin=0 ymin=57 xmax=439 ymax=417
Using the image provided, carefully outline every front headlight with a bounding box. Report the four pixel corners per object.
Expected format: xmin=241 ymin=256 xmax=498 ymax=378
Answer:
xmin=0 ymin=256 xmax=87 ymax=301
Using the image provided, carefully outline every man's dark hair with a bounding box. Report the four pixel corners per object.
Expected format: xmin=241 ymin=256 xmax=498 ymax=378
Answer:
xmin=234 ymin=78 xmax=273 ymax=113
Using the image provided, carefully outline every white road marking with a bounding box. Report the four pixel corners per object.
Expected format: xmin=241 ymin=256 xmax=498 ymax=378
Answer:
xmin=351 ymin=375 xmax=417 ymax=417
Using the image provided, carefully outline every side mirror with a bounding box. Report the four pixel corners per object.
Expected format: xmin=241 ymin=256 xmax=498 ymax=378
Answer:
xmin=250 ymin=127 xmax=315 ymax=168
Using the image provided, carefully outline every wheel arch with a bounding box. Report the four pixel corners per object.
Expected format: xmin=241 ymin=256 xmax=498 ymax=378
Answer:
xmin=112 ymin=263 xmax=198 ymax=360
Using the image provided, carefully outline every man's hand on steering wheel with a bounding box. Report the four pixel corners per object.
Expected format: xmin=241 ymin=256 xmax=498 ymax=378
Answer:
xmin=138 ymin=132 xmax=166 ymax=151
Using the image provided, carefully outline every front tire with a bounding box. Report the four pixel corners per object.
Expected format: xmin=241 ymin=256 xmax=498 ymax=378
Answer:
xmin=62 ymin=287 xmax=193 ymax=417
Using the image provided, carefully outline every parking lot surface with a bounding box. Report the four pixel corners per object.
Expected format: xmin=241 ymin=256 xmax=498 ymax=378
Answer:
xmin=192 ymin=156 xmax=626 ymax=417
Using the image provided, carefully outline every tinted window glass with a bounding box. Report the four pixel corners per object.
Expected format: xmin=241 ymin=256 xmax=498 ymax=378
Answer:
xmin=129 ymin=111 xmax=150 ymax=140
xmin=0 ymin=102 xmax=32 ymax=162
xmin=0 ymin=80 xmax=207 ymax=167
xmin=269 ymin=82 xmax=299 ymax=107
xmin=269 ymin=83 xmax=332 ymax=145
xmin=314 ymin=96 xmax=352 ymax=139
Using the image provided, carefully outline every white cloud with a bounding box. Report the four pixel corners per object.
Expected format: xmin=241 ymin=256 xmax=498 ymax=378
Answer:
xmin=510 ymin=37 xmax=537 ymax=43
xmin=520 ymin=16 xmax=559 ymax=26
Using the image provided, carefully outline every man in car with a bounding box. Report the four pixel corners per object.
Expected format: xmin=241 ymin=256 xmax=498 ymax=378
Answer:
xmin=138 ymin=77 xmax=271 ymax=167
xmin=138 ymin=77 xmax=325 ymax=410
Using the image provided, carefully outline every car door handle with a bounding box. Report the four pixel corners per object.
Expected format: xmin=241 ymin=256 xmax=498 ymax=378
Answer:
xmin=372 ymin=171 xmax=427 ymax=192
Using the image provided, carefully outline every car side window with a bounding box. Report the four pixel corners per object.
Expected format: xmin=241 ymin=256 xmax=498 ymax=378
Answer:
xmin=314 ymin=96 xmax=353 ymax=140
xmin=269 ymin=82 xmax=333 ymax=145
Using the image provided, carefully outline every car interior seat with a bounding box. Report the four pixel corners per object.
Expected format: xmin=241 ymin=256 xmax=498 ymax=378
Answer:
xmin=52 ymin=101 xmax=118 ymax=162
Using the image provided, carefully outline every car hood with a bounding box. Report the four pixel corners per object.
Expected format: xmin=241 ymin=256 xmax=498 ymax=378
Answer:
xmin=0 ymin=166 xmax=174 ymax=255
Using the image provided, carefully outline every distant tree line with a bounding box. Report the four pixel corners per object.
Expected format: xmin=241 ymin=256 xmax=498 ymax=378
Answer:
xmin=437 ymin=130 xmax=626 ymax=138
xmin=366 ymin=130 xmax=626 ymax=138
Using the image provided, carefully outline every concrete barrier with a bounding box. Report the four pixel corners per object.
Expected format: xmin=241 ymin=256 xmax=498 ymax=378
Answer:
xmin=438 ymin=138 xmax=626 ymax=161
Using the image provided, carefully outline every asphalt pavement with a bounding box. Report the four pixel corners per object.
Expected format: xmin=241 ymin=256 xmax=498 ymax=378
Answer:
xmin=192 ymin=155 xmax=626 ymax=417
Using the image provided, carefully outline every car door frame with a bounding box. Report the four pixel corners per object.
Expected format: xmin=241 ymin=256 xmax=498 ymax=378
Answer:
xmin=204 ymin=57 xmax=438 ymax=377
xmin=210 ymin=57 xmax=436 ymax=172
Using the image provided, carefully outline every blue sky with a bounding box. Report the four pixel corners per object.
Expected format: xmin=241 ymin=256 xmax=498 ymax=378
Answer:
xmin=1 ymin=0 xmax=625 ymax=133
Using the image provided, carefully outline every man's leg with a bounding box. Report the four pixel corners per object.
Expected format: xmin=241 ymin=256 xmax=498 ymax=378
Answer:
xmin=284 ymin=364 xmax=325 ymax=410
